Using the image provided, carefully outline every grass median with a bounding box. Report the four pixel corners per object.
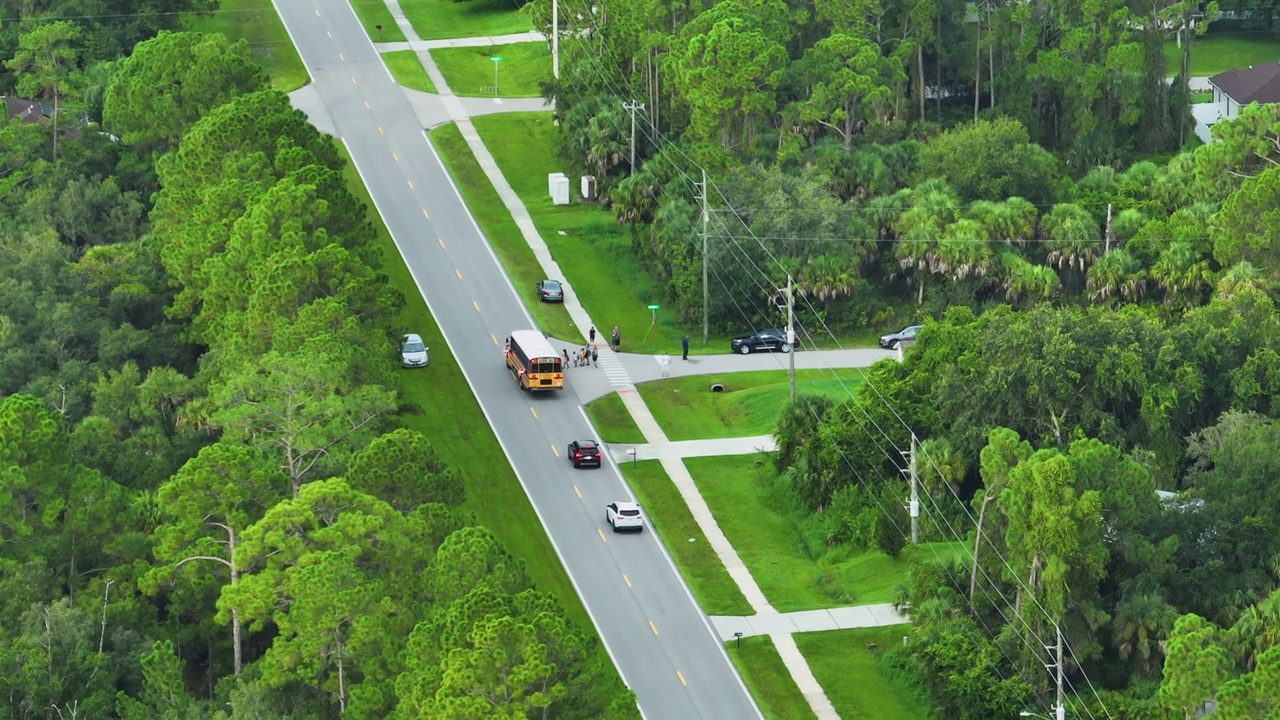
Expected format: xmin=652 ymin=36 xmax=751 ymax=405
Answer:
xmin=383 ymin=50 xmax=437 ymax=93
xmin=726 ymin=636 xmax=817 ymax=720
xmin=401 ymin=0 xmax=532 ymax=40
xmin=349 ymin=0 xmax=405 ymax=42
xmin=585 ymin=392 xmax=647 ymax=445
xmin=687 ymin=455 xmax=965 ymax=612
xmin=795 ymin=627 xmax=931 ymax=720
xmin=426 ymin=123 xmax=578 ymax=339
xmin=183 ymin=0 xmax=308 ymax=92
xmin=635 ymin=369 xmax=865 ymax=441
xmin=620 ymin=460 xmax=753 ymax=616
xmin=431 ymin=41 xmax=550 ymax=97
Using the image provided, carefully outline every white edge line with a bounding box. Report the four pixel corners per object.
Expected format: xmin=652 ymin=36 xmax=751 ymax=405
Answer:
xmin=586 ymin=404 xmax=767 ymax=720
xmin=345 ymin=138 xmax=646 ymax=720
xmin=256 ymin=1 xmax=646 ymax=715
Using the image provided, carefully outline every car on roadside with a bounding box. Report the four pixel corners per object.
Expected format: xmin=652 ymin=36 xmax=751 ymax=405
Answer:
xmin=878 ymin=324 xmax=923 ymax=350
xmin=400 ymin=333 xmax=429 ymax=367
xmin=536 ymin=279 xmax=564 ymax=303
xmin=568 ymin=439 xmax=602 ymax=468
xmin=606 ymin=501 xmax=644 ymax=532
xmin=730 ymin=327 xmax=791 ymax=355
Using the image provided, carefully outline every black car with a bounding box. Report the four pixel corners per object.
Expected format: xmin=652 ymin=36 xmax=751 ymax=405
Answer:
xmin=568 ymin=439 xmax=602 ymax=468
xmin=536 ymin=279 xmax=564 ymax=303
xmin=730 ymin=327 xmax=792 ymax=355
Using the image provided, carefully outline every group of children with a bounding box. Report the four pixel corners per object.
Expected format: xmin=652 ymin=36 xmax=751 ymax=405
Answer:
xmin=564 ymin=345 xmax=599 ymax=369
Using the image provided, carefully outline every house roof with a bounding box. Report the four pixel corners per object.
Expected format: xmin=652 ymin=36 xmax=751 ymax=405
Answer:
xmin=1209 ymin=62 xmax=1280 ymax=105
xmin=2 ymin=96 xmax=46 ymax=124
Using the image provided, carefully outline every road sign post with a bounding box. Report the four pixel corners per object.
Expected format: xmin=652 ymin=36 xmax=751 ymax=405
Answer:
xmin=490 ymin=56 xmax=504 ymax=97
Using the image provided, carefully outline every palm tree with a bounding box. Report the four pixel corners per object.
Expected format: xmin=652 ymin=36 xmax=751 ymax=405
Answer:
xmin=1112 ymin=593 xmax=1178 ymax=677
xmin=936 ymin=218 xmax=994 ymax=283
xmin=1152 ymin=241 xmax=1212 ymax=308
xmin=1215 ymin=261 xmax=1266 ymax=300
xmin=1086 ymin=248 xmax=1146 ymax=305
xmin=1042 ymin=202 xmax=1101 ymax=271
xmin=892 ymin=182 xmax=958 ymax=304
xmin=797 ymin=254 xmax=860 ymax=312
xmin=970 ymin=197 xmax=1038 ymax=246
xmin=584 ymin=110 xmax=627 ymax=180
xmin=998 ymin=252 xmax=1060 ymax=305
xmin=1228 ymin=588 xmax=1280 ymax=670
xmin=919 ymin=438 xmax=966 ymax=498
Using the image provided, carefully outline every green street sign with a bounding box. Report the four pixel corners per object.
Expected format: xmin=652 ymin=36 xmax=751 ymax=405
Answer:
xmin=490 ymin=56 xmax=504 ymax=62
xmin=647 ymin=304 xmax=660 ymax=310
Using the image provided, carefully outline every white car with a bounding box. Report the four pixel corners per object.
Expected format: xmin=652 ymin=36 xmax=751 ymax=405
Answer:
xmin=606 ymin=501 xmax=645 ymax=532
xmin=400 ymin=333 xmax=429 ymax=367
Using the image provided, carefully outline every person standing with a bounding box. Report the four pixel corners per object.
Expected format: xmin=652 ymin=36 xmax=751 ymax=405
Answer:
xmin=611 ymin=326 xmax=621 ymax=352
xmin=591 ymin=345 xmax=599 ymax=368
xmin=562 ymin=349 xmax=570 ymax=367
xmin=681 ymin=335 xmax=690 ymax=361
xmin=589 ymin=325 xmax=597 ymax=344
xmin=660 ymin=352 xmax=671 ymax=378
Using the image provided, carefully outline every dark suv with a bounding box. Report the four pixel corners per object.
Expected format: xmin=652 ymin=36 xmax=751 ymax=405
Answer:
xmin=568 ymin=440 xmax=602 ymax=468
xmin=730 ymin=327 xmax=791 ymax=355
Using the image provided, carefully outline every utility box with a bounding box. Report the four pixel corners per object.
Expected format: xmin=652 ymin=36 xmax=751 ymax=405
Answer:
xmin=548 ymin=173 xmax=570 ymax=205
xmin=580 ymin=175 xmax=597 ymax=200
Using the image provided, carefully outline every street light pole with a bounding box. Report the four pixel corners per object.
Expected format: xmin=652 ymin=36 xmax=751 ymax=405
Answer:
xmin=622 ymin=101 xmax=645 ymax=175
xmin=552 ymin=0 xmax=559 ymax=79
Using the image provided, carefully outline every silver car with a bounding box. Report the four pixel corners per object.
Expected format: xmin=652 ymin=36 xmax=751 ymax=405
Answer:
xmin=400 ymin=333 xmax=429 ymax=367
xmin=606 ymin=501 xmax=644 ymax=532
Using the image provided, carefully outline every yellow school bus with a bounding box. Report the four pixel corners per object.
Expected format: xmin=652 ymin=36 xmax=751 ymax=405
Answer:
xmin=504 ymin=330 xmax=564 ymax=391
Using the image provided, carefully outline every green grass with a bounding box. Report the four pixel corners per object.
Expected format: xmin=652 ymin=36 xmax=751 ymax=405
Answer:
xmin=796 ymin=627 xmax=933 ymax=720
xmin=348 ymin=0 xmax=405 ymax=42
xmin=620 ymin=460 xmax=753 ymax=616
xmin=1165 ymin=31 xmax=1280 ymax=76
xmin=182 ymin=0 xmax=308 ymax=91
xmin=431 ymin=42 xmax=551 ymax=97
xmin=472 ymin=112 xmax=709 ymax=350
xmin=635 ymin=369 xmax=865 ymax=441
xmin=727 ymin=636 xmax=817 ymax=720
xmin=401 ymin=0 xmax=533 ymax=40
xmin=335 ymin=142 xmax=587 ymax=630
xmin=382 ymin=50 xmax=438 ymax=93
xmin=426 ymin=123 xmax=578 ymax=340
xmin=687 ymin=456 xmax=965 ymax=612
xmin=584 ymin=392 xmax=647 ymax=445
xmin=1190 ymin=90 xmax=1214 ymax=103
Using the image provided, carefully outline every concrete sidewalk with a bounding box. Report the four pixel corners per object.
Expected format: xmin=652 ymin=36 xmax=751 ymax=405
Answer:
xmin=609 ymin=435 xmax=776 ymax=463
xmin=712 ymin=604 xmax=909 ymax=642
xmin=375 ymin=31 xmax=546 ymax=52
xmin=371 ymin=4 xmax=845 ymax=716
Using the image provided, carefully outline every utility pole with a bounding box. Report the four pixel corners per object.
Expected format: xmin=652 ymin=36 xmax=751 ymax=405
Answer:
xmin=623 ymin=101 xmax=645 ymax=175
xmin=1055 ymin=624 xmax=1066 ymax=720
xmin=552 ymin=0 xmax=559 ymax=79
xmin=700 ymin=169 xmax=709 ymax=346
xmin=908 ymin=434 xmax=919 ymax=545
xmin=786 ymin=274 xmax=796 ymax=403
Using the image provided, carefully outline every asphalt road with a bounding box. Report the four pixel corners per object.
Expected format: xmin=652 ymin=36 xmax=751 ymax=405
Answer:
xmin=268 ymin=2 xmax=764 ymax=718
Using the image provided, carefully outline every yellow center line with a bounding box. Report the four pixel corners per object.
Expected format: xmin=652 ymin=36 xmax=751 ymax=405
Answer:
xmin=649 ymin=620 xmax=659 ymax=636
xmin=314 ymin=8 xmax=320 ymax=15
xmin=552 ymin=445 xmax=561 ymax=458
xmin=455 ymin=269 xmax=462 ymax=280
xmin=422 ymin=209 xmax=430 ymax=220
xmin=491 ymin=334 xmax=498 ymax=345
xmin=407 ymin=180 xmax=414 ymax=189
xmin=438 ymin=238 xmax=446 ymax=248
xmin=529 ymin=407 xmax=538 ymax=419
xmin=597 ymin=528 xmax=607 ymax=543
xmin=623 ymin=574 xmax=632 ymax=588
xmin=677 ymin=670 xmax=687 ymax=686
xmin=326 ymin=31 xmax=332 ymax=39
xmin=392 ymin=152 xmax=399 ymax=162
xmin=338 ymin=53 xmax=345 ymax=62
xmin=473 ymin=301 xmax=480 ymax=312
xmin=364 ymin=100 xmax=371 ymax=109
xmin=573 ymin=485 xmax=582 ymax=498
xmin=351 ymin=76 xmax=357 ymax=85
xmin=378 ymin=126 xmax=384 ymax=135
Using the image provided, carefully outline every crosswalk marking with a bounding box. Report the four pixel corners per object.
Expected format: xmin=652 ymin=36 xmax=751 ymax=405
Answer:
xmin=595 ymin=347 xmax=632 ymax=388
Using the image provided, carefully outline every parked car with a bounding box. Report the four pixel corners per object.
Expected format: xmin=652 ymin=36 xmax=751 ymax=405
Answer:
xmin=536 ymin=279 xmax=564 ymax=303
xmin=730 ymin=327 xmax=791 ymax=355
xmin=606 ymin=501 xmax=644 ymax=532
xmin=567 ymin=439 xmax=602 ymax=468
xmin=400 ymin=333 xmax=429 ymax=367
xmin=878 ymin=324 xmax=923 ymax=350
